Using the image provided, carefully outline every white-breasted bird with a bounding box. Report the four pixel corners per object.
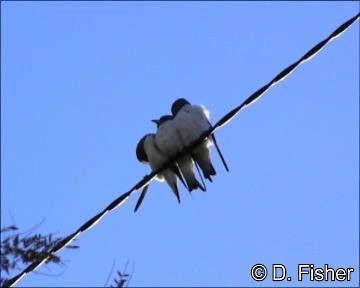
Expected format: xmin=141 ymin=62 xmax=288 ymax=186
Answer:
xmin=135 ymin=133 xmax=187 ymax=211
xmin=152 ymin=115 xmax=206 ymax=192
xmin=171 ymin=98 xmax=229 ymax=181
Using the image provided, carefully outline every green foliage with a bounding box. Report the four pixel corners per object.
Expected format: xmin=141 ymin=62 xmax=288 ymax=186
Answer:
xmin=1 ymin=225 xmax=78 ymax=286
xmin=109 ymin=270 xmax=130 ymax=288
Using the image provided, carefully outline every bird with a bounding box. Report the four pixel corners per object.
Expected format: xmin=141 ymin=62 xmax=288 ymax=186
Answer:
xmin=152 ymin=115 xmax=206 ymax=192
xmin=171 ymin=98 xmax=229 ymax=181
xmin=134 ymin=133 xmax=187 ymax=212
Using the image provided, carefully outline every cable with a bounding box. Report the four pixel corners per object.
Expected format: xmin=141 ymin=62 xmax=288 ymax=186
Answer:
xmin=5 ymin=12 xmax=359 ymax=287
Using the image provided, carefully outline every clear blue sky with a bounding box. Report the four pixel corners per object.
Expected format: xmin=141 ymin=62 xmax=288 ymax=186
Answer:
xmin=2 ymin=2 xmax=359 ymax=287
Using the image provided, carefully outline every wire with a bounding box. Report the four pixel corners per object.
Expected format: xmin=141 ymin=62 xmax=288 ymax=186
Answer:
xmin=5 ymin=12 xmax=359 ymax=287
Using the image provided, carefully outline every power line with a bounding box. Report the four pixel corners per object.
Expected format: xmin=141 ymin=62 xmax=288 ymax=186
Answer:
xmin=4 ymin=12 xmax=359 ymax=288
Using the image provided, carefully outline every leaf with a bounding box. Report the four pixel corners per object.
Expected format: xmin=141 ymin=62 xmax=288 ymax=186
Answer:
xmin=0 ymin=226 xmax=18 ymax=233
xmin=13 ymin=235 xmax=19 ymax=247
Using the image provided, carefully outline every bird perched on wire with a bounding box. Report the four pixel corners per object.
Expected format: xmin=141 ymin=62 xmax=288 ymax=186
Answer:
xmin=135 ymin=133 xmax=187 ymax=212
xmin=152 ymin=115 xmax=206 ymax=192
xmin=171 ymin=98 xmax=229 ymax=182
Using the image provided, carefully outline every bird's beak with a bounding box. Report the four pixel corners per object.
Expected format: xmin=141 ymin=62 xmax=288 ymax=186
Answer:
xmin=151 ymin=119 xmax=160 ymax=125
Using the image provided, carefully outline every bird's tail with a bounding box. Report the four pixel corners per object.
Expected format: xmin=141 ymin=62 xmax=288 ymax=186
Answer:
xmin=195 ymin=156 xmax=216 ymax=181
xmin=164 ymin=167 xmax=183 ymax=203
xmin=134 ymin=184 xmax=150 ymax=212
xmin=192 ymin=143 xmax=216 ymax=182
xmin=177 ymin=157 xmax=206 ymax=192
xmin=211 ymin=134 xmax=229 ymax=172
xmin=186 ymin=177 xmax=206 ymax=192
xmin=172 ymin=165 xmax=188 ymax=191
xmin=194 ymin=162 xmax=207 ymax=191
xmin=196 ymin=160 xmax=216 ymax=182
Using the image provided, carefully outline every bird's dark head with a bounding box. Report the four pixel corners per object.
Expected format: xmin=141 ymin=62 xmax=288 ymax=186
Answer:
xmin=136 ymin=134 xmax=149 ymax=163
xmin=171 ymin=98 xmax=190 ymax=116
xmin=151 ymin=115 xmax=173 ymax=127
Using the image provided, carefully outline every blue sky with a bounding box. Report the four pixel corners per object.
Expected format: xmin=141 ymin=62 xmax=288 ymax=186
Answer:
xmin=2 ymin=2 xmax=359 ymax=287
